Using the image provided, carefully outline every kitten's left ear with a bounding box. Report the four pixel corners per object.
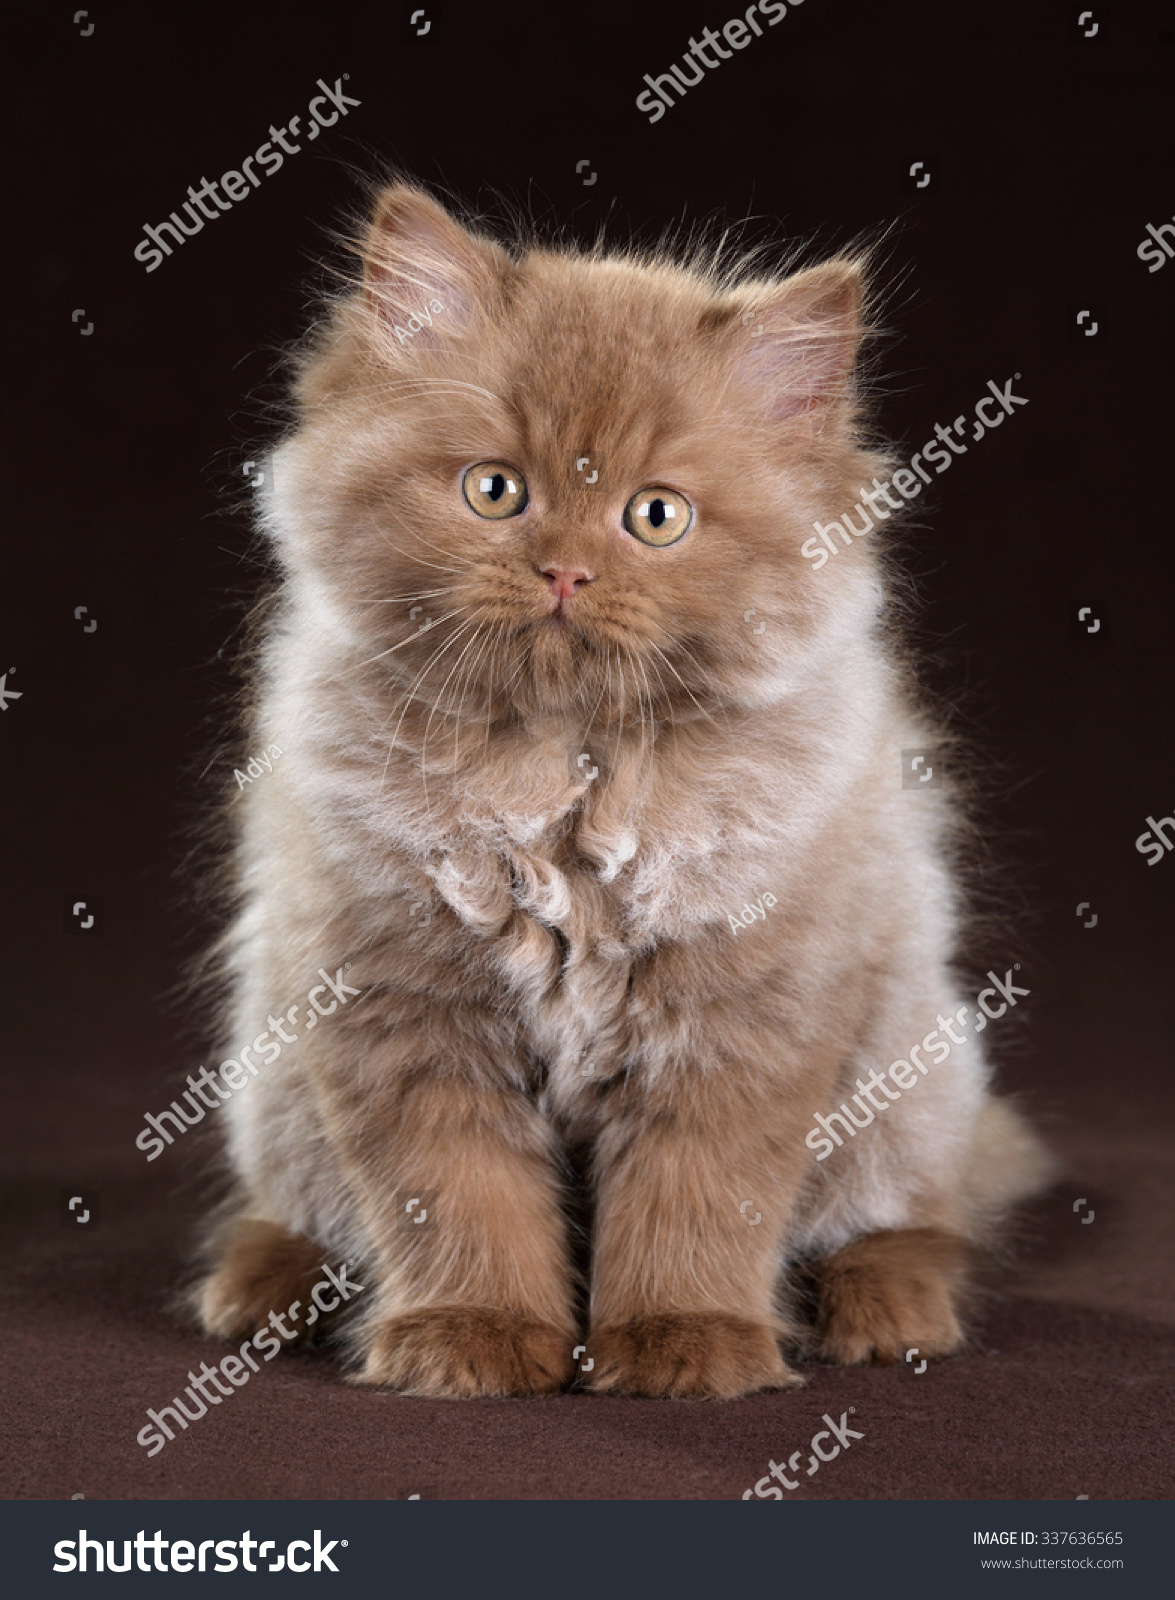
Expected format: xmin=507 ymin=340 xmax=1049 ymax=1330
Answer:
xmin=725 ymin=259 xmax=865 ymax=424
xmin=358 ymin=184 xmax=509 ymax=344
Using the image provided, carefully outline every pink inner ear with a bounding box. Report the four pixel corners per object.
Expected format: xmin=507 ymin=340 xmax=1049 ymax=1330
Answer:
xmin=362 ymin=193 xmax=490 ymax=343
xmin=368 ymin=244 xmax=469 ymax=336
xmin=736 ymin=269 xmax=863 ymax=421
xmin=750 ymin=325 xmax=858 ymax=419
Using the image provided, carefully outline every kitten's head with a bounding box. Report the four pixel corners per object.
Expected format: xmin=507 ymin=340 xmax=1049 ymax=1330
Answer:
xmin=271 ymin=184 xmax=885 ymax=729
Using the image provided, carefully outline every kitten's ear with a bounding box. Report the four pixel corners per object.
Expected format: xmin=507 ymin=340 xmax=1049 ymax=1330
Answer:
xmin=359 ymin=185 xmax=507 ymax=343
xmin=726 ymin=260 xmax=865 ymax=424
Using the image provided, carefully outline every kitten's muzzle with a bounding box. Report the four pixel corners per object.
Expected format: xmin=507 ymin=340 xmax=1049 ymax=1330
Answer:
xmin=538 ymin=564 xmax=596 ymax=613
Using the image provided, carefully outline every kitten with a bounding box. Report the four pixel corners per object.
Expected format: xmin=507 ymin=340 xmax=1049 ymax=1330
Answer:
xmin=195 ymin=182 xmax=1050 ymax=1398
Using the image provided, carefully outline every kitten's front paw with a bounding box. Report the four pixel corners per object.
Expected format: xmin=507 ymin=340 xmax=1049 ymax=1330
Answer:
xmin=584 ymin=1312 xmax=798 ymax=1399
xmin=356 ymin=1306 xmax=575 ymax=1398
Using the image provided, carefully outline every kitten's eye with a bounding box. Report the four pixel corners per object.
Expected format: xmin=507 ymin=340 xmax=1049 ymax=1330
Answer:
xmin=462 ymin=461 xmax=528 ymax=519
xmin=623 ymin=487 xmax=693 ymax=547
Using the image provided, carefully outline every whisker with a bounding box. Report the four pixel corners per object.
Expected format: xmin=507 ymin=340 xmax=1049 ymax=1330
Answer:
xmin=419 ymin=610 xmax=491 ymax=814
xmin=332 ymin=605 xmax=472 ymax=677
xmin=382 ymin=612 xmax=486 ymax=793
xmin=367 ymin=524 xmax=464 ymax=576
xmin=644 ymin=634 xmax=722 ymax=730
xmin=352 ymin=586 xmax=454 ymax=607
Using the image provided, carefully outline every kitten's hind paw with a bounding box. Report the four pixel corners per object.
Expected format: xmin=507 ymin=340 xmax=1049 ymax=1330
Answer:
xmin=810 ymin=1227 xmax=969 ymax=1365
xmin=196 ymin=1218 xmax=332 ymax=1342
xmin=356 ymin=1306 xmax=575 ymax=1398
xmin=583 ymin=1312 xmax=799 ymax=1399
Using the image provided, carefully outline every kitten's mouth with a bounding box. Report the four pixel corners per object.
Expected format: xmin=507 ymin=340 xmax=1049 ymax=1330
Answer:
xmin=528 ymin=613 xmax=588 ymax=643
xmin=520 ymin=613 xmax=601 ymax=673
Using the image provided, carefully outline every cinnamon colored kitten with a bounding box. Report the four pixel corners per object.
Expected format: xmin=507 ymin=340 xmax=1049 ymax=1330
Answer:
xmin=195 ymin=183 xmax=1049 ymax=1398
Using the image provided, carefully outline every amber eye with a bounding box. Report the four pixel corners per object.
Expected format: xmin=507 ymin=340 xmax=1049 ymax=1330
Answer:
xmin=462 ymin=461 xmax=528 ymax=518
xmin=623 ymin=487 xmax=693 ymax=547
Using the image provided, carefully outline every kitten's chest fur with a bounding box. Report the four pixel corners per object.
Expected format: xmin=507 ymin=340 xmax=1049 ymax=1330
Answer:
xmin=418 ymin=727 xmax=666 ymax=1102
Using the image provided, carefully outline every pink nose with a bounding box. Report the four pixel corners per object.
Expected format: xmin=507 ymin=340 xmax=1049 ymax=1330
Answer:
xmin=540 ymin=565 xmax=595 ymax=603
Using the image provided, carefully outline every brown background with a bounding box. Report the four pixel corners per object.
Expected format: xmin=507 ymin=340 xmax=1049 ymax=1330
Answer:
xmin=2 ymin=0 xmax=1173 ymax=1499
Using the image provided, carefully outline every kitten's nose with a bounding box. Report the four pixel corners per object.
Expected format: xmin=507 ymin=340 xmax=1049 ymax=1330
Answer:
xmin=540 ymin=565 xmax=595 ymax=603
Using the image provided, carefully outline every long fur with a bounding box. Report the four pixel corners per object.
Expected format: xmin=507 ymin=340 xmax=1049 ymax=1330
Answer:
xmin=192 ymin=181 xmax=1051 ymax=1398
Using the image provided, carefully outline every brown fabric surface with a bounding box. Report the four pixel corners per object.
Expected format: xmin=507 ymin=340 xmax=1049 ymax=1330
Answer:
xmin=3 ymin=1022 xmax=1172 ymax=1502
xmin=4 ymin=0 xmax=1174 ymax=1507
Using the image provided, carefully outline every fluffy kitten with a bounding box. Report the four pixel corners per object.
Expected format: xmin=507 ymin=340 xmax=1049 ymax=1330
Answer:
xmin=196 ymin=183 xmax=1049 ymax=1398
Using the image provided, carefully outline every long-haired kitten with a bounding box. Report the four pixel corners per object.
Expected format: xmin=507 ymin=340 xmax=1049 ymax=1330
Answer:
xmin=194 ymin=182 xmax=1049 ymax=1398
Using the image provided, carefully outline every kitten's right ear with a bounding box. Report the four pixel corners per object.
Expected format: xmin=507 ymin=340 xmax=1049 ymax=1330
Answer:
xmin=358 ymin=185 xmax=507 ymax=345
xmin=725 ymin=259 xmax=866 ymax=427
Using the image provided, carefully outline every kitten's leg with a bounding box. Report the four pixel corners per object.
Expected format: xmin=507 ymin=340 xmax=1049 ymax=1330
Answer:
xmin=316 ymin=1037 xmax=576 ymax=1398
xmin=801 ymin=1100 xmax=1050 ymax=1363
xmin=584 ymin=1078 xmax=812 ymax=1399
xmin=808 ymin=1227 xmax=970 ymax=1364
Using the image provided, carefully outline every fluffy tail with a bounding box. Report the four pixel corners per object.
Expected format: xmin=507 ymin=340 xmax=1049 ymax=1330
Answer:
xmin=960 ymin=1095 xmax=1055 ymax=1239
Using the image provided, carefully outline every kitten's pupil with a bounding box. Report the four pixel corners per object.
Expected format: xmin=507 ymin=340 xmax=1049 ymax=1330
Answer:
xmin=480 ymin=473 xmax=507 ymax=501
xmin=643 ymin=498 xmax=673 ymax=529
